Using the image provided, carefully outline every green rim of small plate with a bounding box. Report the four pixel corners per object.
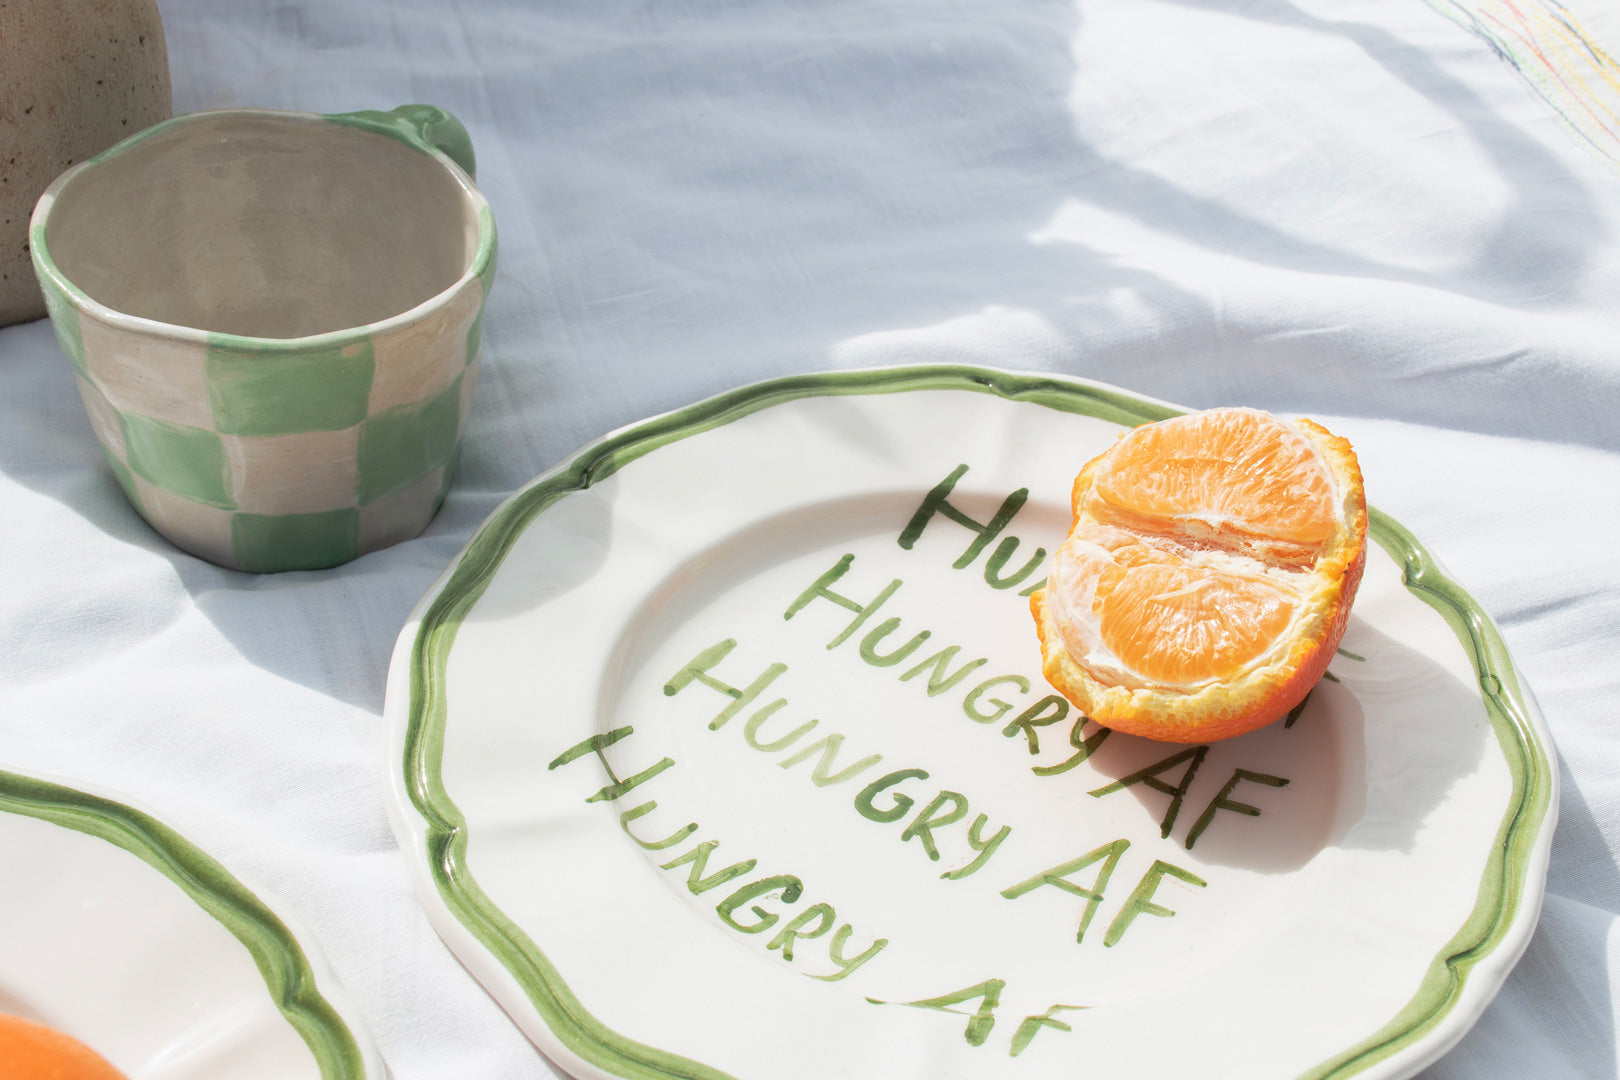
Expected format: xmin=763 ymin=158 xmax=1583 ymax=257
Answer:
xmin=0 ymin=769 xmax=368 ymax=1079
xmin=399 ymin=365 xmax=1555 ymax=1080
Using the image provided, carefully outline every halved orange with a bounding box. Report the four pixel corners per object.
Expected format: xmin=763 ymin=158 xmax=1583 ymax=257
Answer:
xmin=0 ymin=1015 xmax=127 ymax=1080
xmin=1030 ymin=407 xmax=1367 ymax=743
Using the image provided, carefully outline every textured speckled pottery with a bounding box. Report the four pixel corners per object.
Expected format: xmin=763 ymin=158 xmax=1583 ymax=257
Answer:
xmin=0 ymin=0 xmax=171 ymax=326
xmin=29 ymin=105 xmax=497 ymax=573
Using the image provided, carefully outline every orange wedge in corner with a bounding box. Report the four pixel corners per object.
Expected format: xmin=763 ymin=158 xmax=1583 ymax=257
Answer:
xmin=0 ymin=1015 xmax=127 ymax=1080
xmin=1030 ymin=407 xmax=1367 ymax=743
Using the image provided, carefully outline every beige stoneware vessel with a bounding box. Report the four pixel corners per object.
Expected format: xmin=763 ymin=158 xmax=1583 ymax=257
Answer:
xmin=1 ymin=0 xmax=172 ymax=325
xmin=30 ymin=105 xmax=497 ymax=572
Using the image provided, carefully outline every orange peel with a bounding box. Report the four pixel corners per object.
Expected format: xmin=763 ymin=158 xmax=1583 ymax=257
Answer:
xmin=1030 ymin=407 xmax=1367 ymax=743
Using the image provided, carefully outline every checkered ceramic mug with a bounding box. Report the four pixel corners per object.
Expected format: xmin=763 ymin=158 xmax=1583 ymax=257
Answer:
xmin=29 ymin=105 xmax=496 ymax=572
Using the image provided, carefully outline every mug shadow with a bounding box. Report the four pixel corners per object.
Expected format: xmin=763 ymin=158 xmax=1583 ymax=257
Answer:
xmin=0 ymin=371 xmax=495 ymax=713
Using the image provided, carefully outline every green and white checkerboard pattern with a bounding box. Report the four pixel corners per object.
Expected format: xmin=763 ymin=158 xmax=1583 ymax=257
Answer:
xmin=43 ymin=269 xmax=490 ymax=573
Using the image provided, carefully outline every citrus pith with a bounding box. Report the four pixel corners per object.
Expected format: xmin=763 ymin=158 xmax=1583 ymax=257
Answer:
xmin=1030 ymin=408 xmax=1367 ymax=743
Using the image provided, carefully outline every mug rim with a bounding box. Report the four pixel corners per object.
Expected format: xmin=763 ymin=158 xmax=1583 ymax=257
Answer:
xmin=28 ymin=106 xmax=496 ymax=352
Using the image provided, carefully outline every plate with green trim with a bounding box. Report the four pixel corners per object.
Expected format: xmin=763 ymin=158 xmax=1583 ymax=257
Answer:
xmin=0 ymin=768 xmax=384 ymax=1080
xmin=383 ymin=366 xmax=1555 ymax=1080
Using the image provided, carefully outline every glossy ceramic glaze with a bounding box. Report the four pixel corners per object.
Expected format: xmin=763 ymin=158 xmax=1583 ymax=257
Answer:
xmin=29 ymin=105 xmax=497 ymax=572
xmin=0 ymin=768 xmax=384 ymax=1079
xmin=383 ymin=367 xmax=1556 ymax=1080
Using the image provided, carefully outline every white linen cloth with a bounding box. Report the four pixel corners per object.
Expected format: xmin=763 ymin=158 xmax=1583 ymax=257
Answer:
xmin=3 ymin=0 xmax=1617 ymax=1076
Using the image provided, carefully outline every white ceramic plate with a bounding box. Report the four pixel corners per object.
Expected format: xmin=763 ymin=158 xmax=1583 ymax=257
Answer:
xmin=0 ymin=769 xmax=385 ymax=1080
xmin=384 ymin=367 xmax=1556 ymax=1080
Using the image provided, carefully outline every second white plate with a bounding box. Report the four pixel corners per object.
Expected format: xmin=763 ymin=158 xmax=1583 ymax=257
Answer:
xmin=0 ymin=769 xmax=383 ymax=1080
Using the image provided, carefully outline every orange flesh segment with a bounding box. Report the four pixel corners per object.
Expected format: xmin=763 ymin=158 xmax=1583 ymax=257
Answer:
xmin=1098 ymin=552 xmax=1297 ymax=683
xmin=1055 ymin=531 xmax=1300 ymax=686
xmin=1091 ymin=408 xmax=1337 ymax=548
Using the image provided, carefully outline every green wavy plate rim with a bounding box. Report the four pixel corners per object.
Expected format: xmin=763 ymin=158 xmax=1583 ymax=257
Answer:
xmin=0 ymin=769 xmax=368 ymax=1079
xmin=399 ymin=364 xmax=1555 ymax=1080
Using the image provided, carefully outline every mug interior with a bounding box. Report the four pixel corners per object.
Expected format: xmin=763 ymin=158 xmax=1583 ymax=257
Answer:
xmin=44 ymin=112 xmax=480 ymax=339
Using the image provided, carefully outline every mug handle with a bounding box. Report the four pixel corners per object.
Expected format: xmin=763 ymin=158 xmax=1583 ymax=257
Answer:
xmin=325 ymin=104 xmax=478 ymax=180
